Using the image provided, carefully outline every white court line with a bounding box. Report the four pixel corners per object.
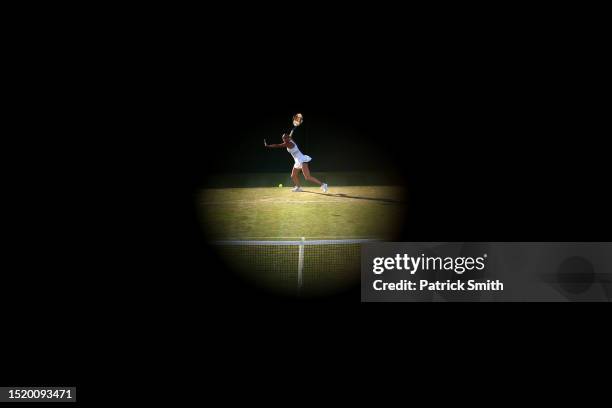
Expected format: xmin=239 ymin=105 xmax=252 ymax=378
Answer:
xmin=201 ymin=198 xmax=397 ymax=205
xmin=201 ymin=200 xmax=363 ymax=205
xmin=210 ymin=236 xmax=383 ymax=240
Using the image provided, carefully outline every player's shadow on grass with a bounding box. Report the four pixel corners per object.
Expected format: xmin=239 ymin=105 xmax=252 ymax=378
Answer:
xmin=302 ymin=191 xmax=404 ymax=204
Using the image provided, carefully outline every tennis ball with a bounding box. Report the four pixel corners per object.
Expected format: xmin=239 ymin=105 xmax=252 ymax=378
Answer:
xmin=278 ymin=184 xmax=283 ymax=188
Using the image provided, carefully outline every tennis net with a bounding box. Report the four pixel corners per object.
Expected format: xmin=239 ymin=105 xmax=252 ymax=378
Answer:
xmin=213 ymin=238 xmax=377 ymax=296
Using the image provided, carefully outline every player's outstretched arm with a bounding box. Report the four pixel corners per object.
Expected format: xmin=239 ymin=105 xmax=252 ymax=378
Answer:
xmin=264 ymin=139 xmax=288 ymax=148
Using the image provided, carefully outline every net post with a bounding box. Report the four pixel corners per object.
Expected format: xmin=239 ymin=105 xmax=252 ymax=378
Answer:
xmin=297 ymin=237 xmax=305 ymax=294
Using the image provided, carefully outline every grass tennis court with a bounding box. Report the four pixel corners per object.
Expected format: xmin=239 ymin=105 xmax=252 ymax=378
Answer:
xmin=198 ymin=173 xmax=406 ymax=296
xmin=199 ymin=185 xmax=406 ymax=240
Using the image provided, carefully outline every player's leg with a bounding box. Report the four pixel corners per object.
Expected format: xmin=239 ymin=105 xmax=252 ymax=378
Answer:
xmin=291 ymin=166 xmax=303 ymax=192
xmin=301 ymin=163 xmax=328 ymax=192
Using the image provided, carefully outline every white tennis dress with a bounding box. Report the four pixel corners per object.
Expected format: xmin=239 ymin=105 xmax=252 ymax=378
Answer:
xmin=286 ymin=139 xmax=312 ymax=169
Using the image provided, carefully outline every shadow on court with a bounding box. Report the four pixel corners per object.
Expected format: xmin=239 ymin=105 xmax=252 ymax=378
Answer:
xmin=301 ymin=190 xmax=405 ymax=204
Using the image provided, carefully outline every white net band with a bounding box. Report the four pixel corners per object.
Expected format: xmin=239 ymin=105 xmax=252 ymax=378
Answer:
xmin=212 ymin=239 xmax=379 ymax=246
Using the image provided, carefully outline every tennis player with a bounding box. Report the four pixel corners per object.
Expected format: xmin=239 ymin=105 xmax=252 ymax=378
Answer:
xmin=264 ymin=128 xmax=328 ymax=193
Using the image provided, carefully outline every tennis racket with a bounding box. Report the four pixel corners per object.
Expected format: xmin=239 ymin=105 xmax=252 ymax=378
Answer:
xmin=264 ymin=113 xmax=304 ymax=145
xmin=292 ymin=113 xmax=304 ymax=127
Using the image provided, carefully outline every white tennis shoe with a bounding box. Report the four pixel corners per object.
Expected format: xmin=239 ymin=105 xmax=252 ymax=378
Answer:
xmin=291 ymin=186 xmax=303 ymax=192
xmin=321 ymin=183 xmax=328 ymax=193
